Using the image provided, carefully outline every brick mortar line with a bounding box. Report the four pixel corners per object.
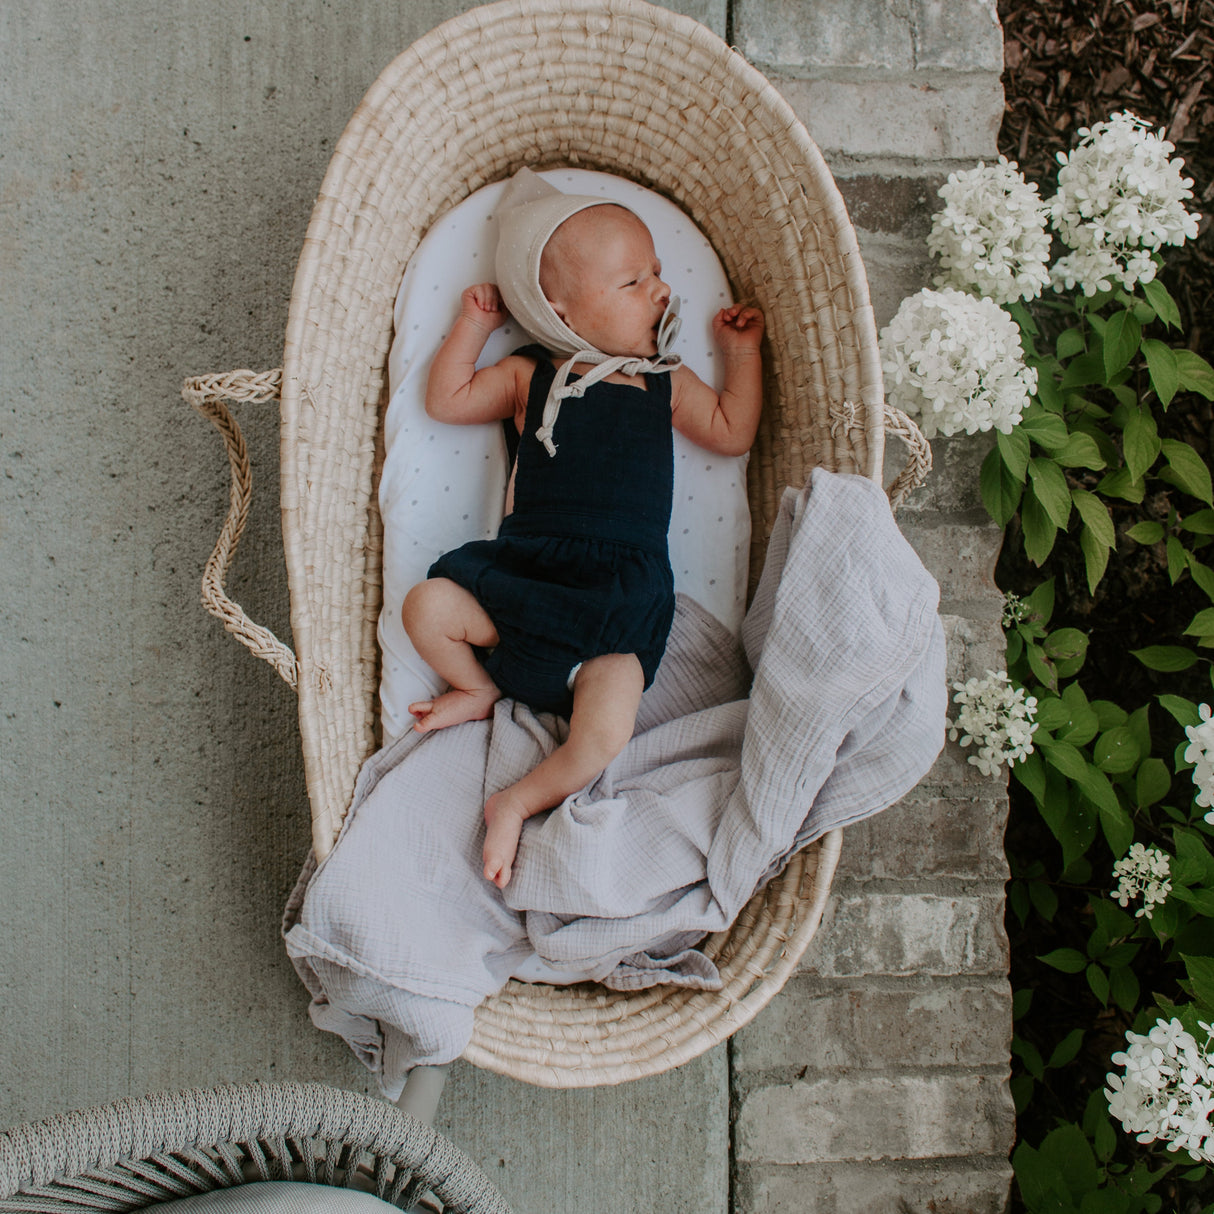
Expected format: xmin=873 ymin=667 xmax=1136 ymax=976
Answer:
xmin=771 ymin=971 xmax=1012 ymax=994
xmin=825 ymin=875 xmax=1010 ymax=895
xmin=830 ymin=156 xmax=1000 ymax=178
xmin=735 ymin=1065 xmax=1012 ymax=1088
xmin=736 ymin=1154 xmax=1015 ymax=1174
xmin=762 ymin=68 xmax=1002 ymax=86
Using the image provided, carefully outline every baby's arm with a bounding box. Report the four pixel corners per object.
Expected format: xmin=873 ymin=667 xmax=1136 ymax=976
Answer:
xmin=426 ymin=284 xmax=529 ymax=425
xmin=670 ymin=304 xmax=765 ymax=457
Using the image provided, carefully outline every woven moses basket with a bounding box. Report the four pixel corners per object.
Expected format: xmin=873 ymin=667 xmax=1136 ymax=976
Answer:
xmin=184 ymin=0 xmax=930 ymax=1089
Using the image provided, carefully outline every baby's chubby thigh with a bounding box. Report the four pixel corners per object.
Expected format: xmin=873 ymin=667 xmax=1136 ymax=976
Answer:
xmin=400 ymin=576 xmax=500 ymax=650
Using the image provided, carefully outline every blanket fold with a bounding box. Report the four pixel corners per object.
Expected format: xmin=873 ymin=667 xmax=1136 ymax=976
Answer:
xmin=283 ymin=470 xmax=947 ymax=1097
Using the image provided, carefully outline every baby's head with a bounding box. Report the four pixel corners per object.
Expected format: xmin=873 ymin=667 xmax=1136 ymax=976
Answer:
xmin=538 ymin=205 xmax=671 ymax=359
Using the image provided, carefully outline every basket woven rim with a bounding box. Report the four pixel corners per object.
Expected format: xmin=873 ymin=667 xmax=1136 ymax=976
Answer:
xmin=277 ymin=0 xmax=881 ymax=1087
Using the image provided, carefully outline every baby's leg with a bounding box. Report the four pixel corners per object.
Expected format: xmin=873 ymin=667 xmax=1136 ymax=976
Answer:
xmin=402 ymin=577 xmax=501 ymax=731
xmin=482 ymin=653 xmax=645 ymax=887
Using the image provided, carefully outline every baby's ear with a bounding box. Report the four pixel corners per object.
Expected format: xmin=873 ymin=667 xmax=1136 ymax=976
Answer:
xmin=545 ymin=295 xmax=568 ymax=321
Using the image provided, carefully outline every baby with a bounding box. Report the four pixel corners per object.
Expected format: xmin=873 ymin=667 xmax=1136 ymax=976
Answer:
xmin=402 ymin=171 xmax=764 ymax=888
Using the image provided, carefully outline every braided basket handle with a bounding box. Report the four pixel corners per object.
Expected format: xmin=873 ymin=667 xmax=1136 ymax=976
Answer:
xmin=883 ymin=403 xmax=932 ymax=512
xmin=182 ymin=369 xmax=299 ymax=690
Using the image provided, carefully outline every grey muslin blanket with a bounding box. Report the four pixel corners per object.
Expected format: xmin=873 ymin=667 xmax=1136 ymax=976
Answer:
xmin=283 ymin=470 xmax=947 ymax=1096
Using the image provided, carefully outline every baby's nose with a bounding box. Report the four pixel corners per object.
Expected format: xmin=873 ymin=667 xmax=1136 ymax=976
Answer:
xmin=654 ymin=277 xmax=671 ymax=303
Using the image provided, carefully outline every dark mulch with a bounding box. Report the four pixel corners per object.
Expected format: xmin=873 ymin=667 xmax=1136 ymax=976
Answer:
xmin=998 ymin=0 xmax=1214 ymax=343
xmin=993 ymin=3 xmax=1214 ymax=1202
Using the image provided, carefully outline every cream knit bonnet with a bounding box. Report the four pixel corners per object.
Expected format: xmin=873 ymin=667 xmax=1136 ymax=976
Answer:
xmin=494 ymin=168 xmax=681 ymax=456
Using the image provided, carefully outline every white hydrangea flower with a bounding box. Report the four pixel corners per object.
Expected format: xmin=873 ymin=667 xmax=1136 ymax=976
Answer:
xmin=1001 ymin=592 xmax=1031 ymax=629
xmin=1111 ymin=843 xmax=1172 ymax=920
xmin=928 ymin=157 xmax=1052 ymax=304
xmin=1106 ymin=1017 xmax=1214 ymax=1163
xmin=879 ymin=288 xmax=1038 ymax=438
xmin=946 ymin=670 xmax=1038 ymax=776
xmin=1184 ymin=703 xmax=1214 ymax=823
xmin=1049 ymin=111 xmax=1201 ymax=296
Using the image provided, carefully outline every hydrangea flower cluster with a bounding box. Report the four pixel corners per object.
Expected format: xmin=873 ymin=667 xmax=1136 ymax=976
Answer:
xmin=1050 ymin=111 xmax=1201 ymax=296
xmin=946 ymin=670 xmax=1038 ymax=777
xmin=1001 ymin=592 xmax=1031 ymax=629
xmin=928 ymin=157 xmax=1052 ymax=304
xmin=1111 ymin=843 xmax=1172 ymax=920
xmin=1184 ymin=703 xmax=1214 ymax=825
xmin=1106 ymin=1017 xmax=1214 ymax=1163
xmin=879 ymin=288 xmax=1038 ymax=438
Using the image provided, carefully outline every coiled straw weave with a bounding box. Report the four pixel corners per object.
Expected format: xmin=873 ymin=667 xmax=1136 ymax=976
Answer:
xmin=186 ymin=0 xmax=930 ymax=1088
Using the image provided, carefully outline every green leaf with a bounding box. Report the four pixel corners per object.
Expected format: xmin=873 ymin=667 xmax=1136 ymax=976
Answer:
xmin=1037 ymin=763 xmax=1097 ymax=866
xmin=1086 ymin=961 xmax=1110 ymax=1005
xmin=1090 ymin=779 xmax=1134 ymax=854
xmin=1172 ymin=885 xmax=1214 ymax=916
xmin=1012 ymin=1035 xmax=1046 ymax=1080
xmin=1187 ymin=554 xmax=1214 ymax=602
xmin=1168 ymin=535 xmax=1189 ymax=584
xmin=1038 ymin=947 xmax=1087 ymax=973
xmin=1053 ymin=431 xmax=1106 ymax=471
xmin=1045 ymin=627 xmax=1089 ymax=678
xmin=1123 ymin=408 xmax=1161 ymax=482
xmin=1029 ymin=880 xmax=1059 ymax=921
xmin=1046 ymin=1028 xmax=1084 ymax=1070
xmin=980 ymin=446 xmax=1023 ymax=527
xmin=1023 ymin=578 xmax=1056 ymax=626
xmin=1056 ymin=327 xmax=1087 ymax=361
xmin=1040 ymin=737 xmax=1089 ymax=782
xmin=1142 ymin=338 xmax=1180 ymax=407
xmin=1176 ymin=348 xmax=1214 ymax=400
xmin=1133 ymin=645 xmax=1199 ymax=671
xmin=1027 ymin=459 xmax=1074 ymax=528
xmin=1093 ymin=725 xmax=1142 ymax=774
xmin=1039 ymin=1124 xmax=1098 ymax=1198
xmin=1022 ymin=487 xmax=1059 ymax=566
xmin=1027 ymin=641 xmax=1059 ymax=693
xmin=1136 ymin=758 xmax=1172 ymax=808
xmin=1101 ymin=309 xmax=1142 ymax=381
xmin=1060 ymin=350 xmax=1107 ymax=391
xmin=1182 ymin=954 xmax=1214 ymax=1010
xmin=1160 ymin=437 xmax=1214 ymax=505
xmin=996 ymin=426 xmax=1031 ymax=481
xmin=1125 ymin=520 xmax=1165 ymax=544
xmin=1012 ymin=1143 xmax=1070 ymax=1209
xmin=1013 ymin=749 xmax=1047 ymax=802
xmin=1072 ymin=489 xmax=1115 ymax=548
xmin=1020 ymin=407 xmax=1071 ymax=450
xmin=1096 ymin=467 xmax=1146 ymax=503
xmin=1185 ymin=607 xmax=1214 ymax=638
xmin=1142 ymin=276 xmax=1182 ymax=330
xmin=1158 ymin=693 xmax=1201 ymax=729
xmin=1109 ymin=963 xmax=1140 ymax=1012
xmin=1182 ymin=509 xmax=1214 ymax=535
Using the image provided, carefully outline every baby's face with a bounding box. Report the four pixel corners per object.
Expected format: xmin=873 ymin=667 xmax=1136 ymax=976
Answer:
xmin=542 ymin=207 xmax=671 ymax=358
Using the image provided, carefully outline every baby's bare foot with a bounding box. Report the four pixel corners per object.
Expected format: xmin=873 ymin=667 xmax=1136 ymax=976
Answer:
xmin=483 ymin=791 xmax=529 ymax=888
xmin=409 ymin=687 xmax=499 ymax=732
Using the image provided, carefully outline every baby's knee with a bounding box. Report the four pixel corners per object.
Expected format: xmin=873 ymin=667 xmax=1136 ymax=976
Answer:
xmin=401 ymin=577 xmax=451 ymax=634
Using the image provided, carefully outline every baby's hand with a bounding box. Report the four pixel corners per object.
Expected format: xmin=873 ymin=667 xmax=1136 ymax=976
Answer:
xmin=712 ymin=304 xmax=765 ymax=356
xmin=460 ymin=283 xmax=508 ymax=334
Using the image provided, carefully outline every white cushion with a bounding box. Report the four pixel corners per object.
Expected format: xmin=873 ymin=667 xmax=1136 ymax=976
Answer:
xmin=152 ymin=1181 xmax=397 ymax=1212
xmin=378 ymin=169 xmax=751 ymax=741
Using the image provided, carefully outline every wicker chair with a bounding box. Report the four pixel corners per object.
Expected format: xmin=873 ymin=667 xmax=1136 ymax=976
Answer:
xmin=0 ymin=1083 xmax=509 ymax=1213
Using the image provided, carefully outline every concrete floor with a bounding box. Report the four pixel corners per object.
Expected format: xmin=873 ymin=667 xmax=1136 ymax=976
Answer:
xmin=0 ymin=2 xmax=729 ymax=1210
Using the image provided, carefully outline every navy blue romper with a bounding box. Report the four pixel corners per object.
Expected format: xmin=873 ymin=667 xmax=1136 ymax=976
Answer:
xmin=427 ymin=344 xmax=676 ymax=718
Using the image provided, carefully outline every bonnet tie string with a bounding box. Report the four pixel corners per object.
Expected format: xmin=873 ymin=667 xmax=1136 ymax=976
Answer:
xmin=535 ymin=297 xmax=683 ymax=458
